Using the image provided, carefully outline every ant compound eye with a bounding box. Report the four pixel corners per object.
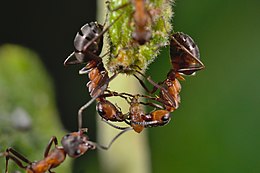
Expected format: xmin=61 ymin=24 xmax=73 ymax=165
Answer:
xmin=63 ymin=134 xmax=70 ymax=139
xmin=74 ymin=149 xmax=81 ymax=156
xmin=96 ymin=103 xmax=105 ymax=116
xmin=161 ymin=114 xmax=170 ymax=121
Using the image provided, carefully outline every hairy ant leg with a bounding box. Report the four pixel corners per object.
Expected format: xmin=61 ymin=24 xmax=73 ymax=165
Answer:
xmin=133 ymin=70 xmax=179 ymax=109
xmin=43 ymin=136 xmax=58 ymax=158
xmin=101 ymin=118 xmax=131 ymax=130
xmin=3 ymin=148 xmax=31 ymax=173
xmin=93 ymin=127 xmax=133 ymax=150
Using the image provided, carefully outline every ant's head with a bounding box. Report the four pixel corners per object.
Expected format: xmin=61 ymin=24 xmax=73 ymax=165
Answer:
xmin=160 ymin=112 xmax=171 ymax=125
xmin=61 ymin=129 xmax=96 ymax=158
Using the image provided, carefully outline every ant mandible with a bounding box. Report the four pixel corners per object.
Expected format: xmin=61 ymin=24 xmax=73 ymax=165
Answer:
xmin=0 ymin=128 xmax=131 ymax=173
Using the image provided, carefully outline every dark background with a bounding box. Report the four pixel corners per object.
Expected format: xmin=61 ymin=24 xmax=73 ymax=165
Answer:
xmin=0 ymin=1 xmax=99 ymax=172
xmin=1 ymin=0 xmax=260 ymax=173
xmin=0 ymin=0 xmax=97 ymax=132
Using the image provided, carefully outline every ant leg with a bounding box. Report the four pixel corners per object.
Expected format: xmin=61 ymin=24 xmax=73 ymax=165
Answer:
xmin=44 ymin=136 xmax=58 ymax=158
xmin=133 ymin=74 xmax=155 ymax=94
xmin=63 ymin=52 xmax=78 ymax=65
xmin=102 ymin=90 xmax=133 ymax=103
xmin=78 ymin=72 xmax=119 ymax=130
xmin=139 ymin=101 xmax=164 ymax=110
xmin=78 ymin=94 xmax=99 ymax=130
xmin=4 ymin=147 xmax=32 ymax=173
xmin=106 ymin=1 xmax=131 ymax=12
xmin=5 ymin=148 xmax=32 ymax=164
xmin=146 ymin=76 xmax=177 ymax=108
xmin=133 ymin=71 xmax=163 ymax=94
xmin=93 ymin=127 xmax=133 ymax=150
xmin=101 ymin=118 xmax=130 ymax=130
xmin=65 ymin=49 xmax=103 ymax=66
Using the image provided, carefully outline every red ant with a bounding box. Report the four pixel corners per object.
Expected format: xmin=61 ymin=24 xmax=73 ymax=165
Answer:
xmin=134 ymin=32 xmax=205 ymax=113
xmin=63 ymin=14 xmax=124 ymax=129
xmin=96 ymin=91 xmax=171 ymax=133
xmin=127 ymin=94 xmax=171 ymax=133
xmin=77 ymin=31 xmax=204 ymax=132
xmin=107 ymin=0 xmax=153 ymax=45
xmin=0 ymin=128 xmax=131 ymax=173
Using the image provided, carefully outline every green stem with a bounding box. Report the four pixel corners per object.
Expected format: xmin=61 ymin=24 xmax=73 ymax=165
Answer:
xmin=96 ymin=1 xmax=151 ymax=173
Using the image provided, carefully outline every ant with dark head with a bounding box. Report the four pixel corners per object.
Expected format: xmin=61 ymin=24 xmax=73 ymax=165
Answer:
xmin=0 ymin=128 xmax=131 ymax=173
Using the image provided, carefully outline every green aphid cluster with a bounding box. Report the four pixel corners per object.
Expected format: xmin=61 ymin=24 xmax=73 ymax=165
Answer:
xmin=107 ymin=0 xmax=174 ymax=74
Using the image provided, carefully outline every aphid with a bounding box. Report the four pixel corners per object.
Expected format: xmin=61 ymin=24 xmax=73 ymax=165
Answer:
xmin=0 ymin=128 xmax=131 ymax=173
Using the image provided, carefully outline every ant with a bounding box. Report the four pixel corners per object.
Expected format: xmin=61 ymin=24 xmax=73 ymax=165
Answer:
xmin=0 ymin=128 xmax=131 ymax=173
xmin=107 ymin=0 xmax=154 ymax=45
xmin=63 ymin=13 xmax=124 ymax=129
xmin=127 ymin=94 xmax=171 ymax=133
xmin=134 ymin=32 xmax=205 ymax=113
xmin=96 ymin=91 xmax=171 ymax=133
xmin=79 ymin=31 xmax=204 ymax=132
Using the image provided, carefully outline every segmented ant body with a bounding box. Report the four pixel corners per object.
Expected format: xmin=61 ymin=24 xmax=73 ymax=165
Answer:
xmin=170 ymin=32 xmax=204 ymax=76
xmin=96 ymin=91 xmax=171 ymax=133
xmin=134 ymin=32 xmax=205 ymax=118
xmin=128 ymin=95 xmax=171 ymax=133
xmin=64 ymin=21 xmax=112 ymax=98
xmin=96 ymin=97 xmax=127 ymax=122
xmin=64 ymin=22 xmax=104 ymax=65
xmin=158 ymin=32 xmax=204 ymax=111
xmin=1 ymin=129 xmax=95 ymax=173
xmin=64 ymin=15 xmax=124 ymax=129
xmin=0 ymin=128 xmax=130 ymax=173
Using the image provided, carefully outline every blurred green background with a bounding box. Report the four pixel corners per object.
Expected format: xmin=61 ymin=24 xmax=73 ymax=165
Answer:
xmin=1 ymin=0 xmax=260 ymax=173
